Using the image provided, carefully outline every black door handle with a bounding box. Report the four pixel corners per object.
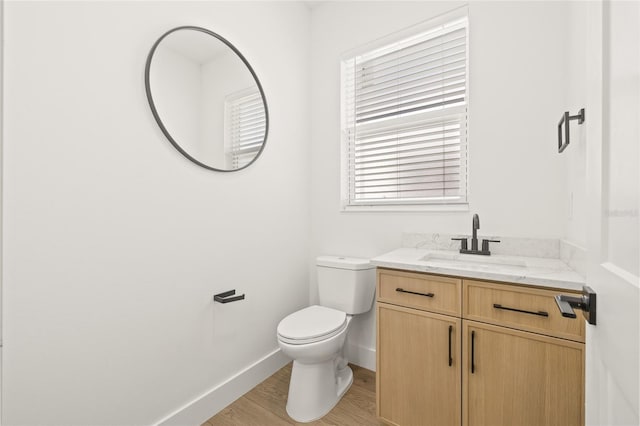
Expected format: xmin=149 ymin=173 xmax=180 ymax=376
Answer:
xmin=471 ymin=330 xmax=476 ymax=374
xmin=554 ymin=286 xmax=597 ymax=325
xmin=448 ymin=325 xmax=453 ymax=367
xmin=396 ymin=288 xmax=434 ymax=298
xmin=493 ymin=303 xmax=549 ymax=317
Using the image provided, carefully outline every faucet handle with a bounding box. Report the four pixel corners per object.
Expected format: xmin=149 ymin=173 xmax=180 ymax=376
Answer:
xmin=481 ymin=239 xmax=500 ymax=253
xmin=451 ymin=237 xmax=468 ymax=251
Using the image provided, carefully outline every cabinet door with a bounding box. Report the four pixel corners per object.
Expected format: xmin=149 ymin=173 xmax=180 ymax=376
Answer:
xmin=463 ymin=321 xmax=584 ymax=426
xmin=377 ymin=303 xmax=461 ymax=426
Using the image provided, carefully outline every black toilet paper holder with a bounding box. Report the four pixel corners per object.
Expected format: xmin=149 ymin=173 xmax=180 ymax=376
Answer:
xmin=213 ymin=289 xmax=245 ymax=304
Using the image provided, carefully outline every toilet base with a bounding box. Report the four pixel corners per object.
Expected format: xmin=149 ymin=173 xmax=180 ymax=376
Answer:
xmin=285 ymin=360 xmax=353 ymax=423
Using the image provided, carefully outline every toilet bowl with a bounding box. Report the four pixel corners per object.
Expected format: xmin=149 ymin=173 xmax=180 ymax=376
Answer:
xmin=276 ymin=256 xmax=376 ymax=423
xmin=277 ymin=306 xmax=353 ymax=422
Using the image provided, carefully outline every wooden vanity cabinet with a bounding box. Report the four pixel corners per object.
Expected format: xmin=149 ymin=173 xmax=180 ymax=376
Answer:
xmin=377 ymin=304 xmax=461 ymax=426
xmin=376 ymin=269 xmax=462 ymax=426
xmin=462 ymin=279 xmax=585 ymax=426
xmin=376 ymin=268 xmax=585 ymax=426
xmin=462 ymin=321 xmax=584 ymax=426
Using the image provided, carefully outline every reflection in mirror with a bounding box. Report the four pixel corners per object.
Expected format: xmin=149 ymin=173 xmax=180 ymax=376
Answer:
xmin=145 ymin=26 xmax=268 ymax=171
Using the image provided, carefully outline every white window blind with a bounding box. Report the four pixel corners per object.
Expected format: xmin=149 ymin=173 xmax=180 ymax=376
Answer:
xmin=225 ymin=87 xmax=266 ymax=169
xmin=341 ymin=12 xmax=468 ymax=208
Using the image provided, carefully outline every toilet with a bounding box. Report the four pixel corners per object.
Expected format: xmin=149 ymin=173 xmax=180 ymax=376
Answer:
xmin=276 ymin=256 xmax=376 ymax=423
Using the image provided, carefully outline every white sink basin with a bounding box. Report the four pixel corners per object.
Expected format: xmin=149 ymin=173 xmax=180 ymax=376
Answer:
xmin=420 ymin=252 xmax=527 ymax=271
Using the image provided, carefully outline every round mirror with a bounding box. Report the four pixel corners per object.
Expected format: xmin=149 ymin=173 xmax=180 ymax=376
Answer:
xmin=145 ymin=26 xmax=268 ymax=171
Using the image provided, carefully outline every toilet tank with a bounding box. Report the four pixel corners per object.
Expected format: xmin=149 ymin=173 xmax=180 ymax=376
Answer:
xmin=316 ymin=256 xmax=376 ymax=315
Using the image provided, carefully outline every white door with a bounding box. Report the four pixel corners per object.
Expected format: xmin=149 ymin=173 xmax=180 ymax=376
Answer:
xmin=585 ymin=1 xmax=640 ymax=425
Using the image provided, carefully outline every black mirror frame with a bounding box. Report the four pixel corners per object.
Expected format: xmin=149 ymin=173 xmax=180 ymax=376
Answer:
xmin=144 ymin=26 xmax=269 ymax=172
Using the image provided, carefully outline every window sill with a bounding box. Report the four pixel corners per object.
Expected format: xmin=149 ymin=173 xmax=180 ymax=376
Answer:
xmin=341 ymin=203 xmax=469 ymax=213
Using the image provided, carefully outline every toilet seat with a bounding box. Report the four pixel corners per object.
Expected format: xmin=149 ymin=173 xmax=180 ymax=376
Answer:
xmin=277 ymin=305 xmax=347 ymax=345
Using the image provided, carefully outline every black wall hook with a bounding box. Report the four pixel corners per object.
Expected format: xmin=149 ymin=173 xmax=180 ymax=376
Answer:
xmin=214 ymin=289 xmax=245 ymax=304
xmin=558 ymin=108 xmax=585 ymax=153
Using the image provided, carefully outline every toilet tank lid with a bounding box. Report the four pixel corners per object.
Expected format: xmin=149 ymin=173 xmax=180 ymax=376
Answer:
xmin=316 ymin=255 xmax=374 ymax=271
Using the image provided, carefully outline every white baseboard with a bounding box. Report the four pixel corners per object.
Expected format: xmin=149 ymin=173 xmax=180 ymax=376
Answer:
xmin=155 ymin=348 xmax=290 ymax=426
xmin=345 ymin=342 xmax=376 ymax=372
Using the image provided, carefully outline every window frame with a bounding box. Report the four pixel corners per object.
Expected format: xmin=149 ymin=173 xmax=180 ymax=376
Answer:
xmin=340 ymin=7 xmax=470 ymax=212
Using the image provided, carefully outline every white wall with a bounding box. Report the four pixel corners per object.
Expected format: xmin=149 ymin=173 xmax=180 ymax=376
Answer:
xmin=309 ymin=1 xmax=572 ymax=367
xmin=0 ymin=0 xmax=4 ymax=421
xmin=564 ymin=1 xmax=588 ymax=249
xmin=2 ymin=1 xmax=309 ymax=425
xmin=0 ymin=0 xmax=594 ymax=422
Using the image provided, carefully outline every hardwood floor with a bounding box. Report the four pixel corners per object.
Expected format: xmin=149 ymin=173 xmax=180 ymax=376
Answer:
xmin=203 ymin=363 xmax=385 ymax=425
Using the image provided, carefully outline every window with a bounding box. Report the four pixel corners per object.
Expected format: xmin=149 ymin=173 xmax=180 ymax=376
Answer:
xmin=341 ymin=10 xmax=468 ymax=209
xmin=225 ymin=87 xmax=266 ymax=169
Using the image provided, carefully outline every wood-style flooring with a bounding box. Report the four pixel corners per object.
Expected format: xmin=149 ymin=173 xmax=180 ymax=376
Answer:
xmin=203 ymin=363 xmax=385 ymax=425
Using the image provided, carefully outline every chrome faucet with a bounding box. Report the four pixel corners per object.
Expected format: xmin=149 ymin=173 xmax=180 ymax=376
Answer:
xmin=451 ymin=213 xmax=500 ymax=255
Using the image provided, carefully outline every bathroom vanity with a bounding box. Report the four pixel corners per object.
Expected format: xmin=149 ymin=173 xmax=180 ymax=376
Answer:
xmin=371 ymin=248 xmax=586 ymax=426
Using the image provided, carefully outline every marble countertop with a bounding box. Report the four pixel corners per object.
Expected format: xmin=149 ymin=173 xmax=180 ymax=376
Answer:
xmin=370 ymin=248 xmax=585 ymax=291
